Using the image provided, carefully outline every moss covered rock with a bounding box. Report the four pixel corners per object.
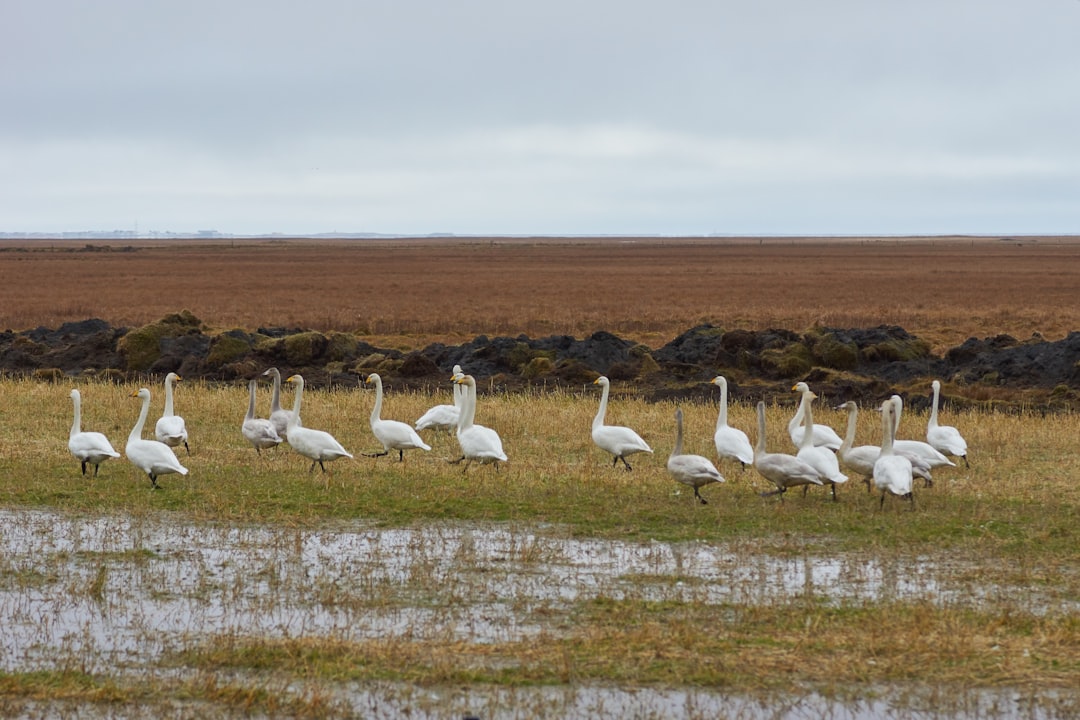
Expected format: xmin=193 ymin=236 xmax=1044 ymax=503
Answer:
xmin=760 ymin=343 xmax=814 ymax=378
xmin=118 ymin=311 xmax=204 ymax=372
xmin=284 ymin=332 xmax=328 ymax=366
xmin=206 ymin=331 xmax=253 ymax=369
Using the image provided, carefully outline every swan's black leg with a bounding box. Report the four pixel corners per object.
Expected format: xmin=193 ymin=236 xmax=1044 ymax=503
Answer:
xmin=398 ymin=449 xmax=404 ymax=462
xmin=694 ymin=487 xmax=707 ymax=505
xmin=308 ymin=461 xmax=318 ymax=473
xmin=831 ymin=483 xmax=838 ymax=502
xmin=184 ymin=440 xmax=190 ymax=455
xmin=611 ymin=456 xmax=619 ymax=468
xmin=148 ymin=473 xmax=160 ymax=490
xmin=963 ymin=455 xmax=970 ymax=468
xmin=907 ymin=492 xmax=915 ymax=510
xmin=448 ymin=455 xmax=466 ymax=465
xmin=880 ymin=491 xmax=887 ymax=509
xmin=759 ymin=486 xmax=787 ymax=499
xmin=364 ymin=450 xmax=389 ymax=458
xmin=93 ymin=462 xmax=102 ymax=478
xmin=80 ymin=460 xmax=88 ymax=476
xmin=619 ymin=456 xmax=633 ymax=471
xmin=318 ymin=460 xmax=327 ymax=473
xmin=802 ymin=485 xmax=810 ymax=496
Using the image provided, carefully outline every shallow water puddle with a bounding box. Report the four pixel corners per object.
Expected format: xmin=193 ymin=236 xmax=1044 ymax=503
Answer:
xmin=1 ymin=508 xmax=1074 ymax=675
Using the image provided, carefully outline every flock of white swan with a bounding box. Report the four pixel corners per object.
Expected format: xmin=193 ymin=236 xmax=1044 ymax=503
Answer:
xmin=67 ymin=366 xmax=968 ymax=507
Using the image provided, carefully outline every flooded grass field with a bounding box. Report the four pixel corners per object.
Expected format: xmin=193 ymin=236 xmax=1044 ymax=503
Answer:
xmin=2 ymin=507 xmax=1078 ymax=718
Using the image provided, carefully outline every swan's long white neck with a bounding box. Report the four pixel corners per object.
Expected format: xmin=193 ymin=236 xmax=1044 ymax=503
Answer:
xmin=671 ymin=409 xmax=684 ymax=458
xmin=880 ymin=402 xmax=896 ymax=456
xmin=788 ymin=393 xmax=807 ymax=435
xmin=929 ymin=382 xmax=941 ymax=427
xmin=246 ymin=380 xmax=257 ymax=421
xmin=70 ymin=391 xmax=82 ymax=437
xmin=289 ymin=378 xmax=304 ymax=430
xmin=163 ymin=376 xmax=176 ymax=416
xmin=755 ymin=403 xmax=767 ymax=457
xmin=799 ymin=392 xmax=816 ymax=450
xmin=370 ymin=376 xmax=383 ymax=424
xmin=452 ymin=366 xmax=463 ymax=408
xmin=840 ymin=404 xmax=857 ymax=454
xmin=269 ymin=369 xmax=282 ymax=414
xmin=130 ymin=394 xmax=150 ymax=443
xmin=593 ymin=380 xmax=610 ymax=430
xmin=457 ymin=378 xmax=476 ymax=431
xmin=716 ymin=377 xmax=729 ymax=429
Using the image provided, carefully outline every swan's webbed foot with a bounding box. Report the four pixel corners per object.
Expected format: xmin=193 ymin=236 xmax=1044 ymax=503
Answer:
xmin=694 ymin=487 xmax=708 ymax=505
xmin=447 ymin=455 xmax=466 ymax=465
xmin=363 ymin=450 xmax=389 ymax=459
xmin=618 ymin=456 xmax=633 ymax=471
xmin=923 ymin=477 xmax=934 ymax=488
xmin=759 ymin=487 xmax=786 ymax=499
xmin=962 ymin=455 xmax=970 ymax=468
xmin=148 ymin=473 xmax=160 ymax=490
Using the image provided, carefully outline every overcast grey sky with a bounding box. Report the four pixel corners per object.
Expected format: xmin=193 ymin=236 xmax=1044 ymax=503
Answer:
xmin=3 ymin=0 xmax=1079 ymax=236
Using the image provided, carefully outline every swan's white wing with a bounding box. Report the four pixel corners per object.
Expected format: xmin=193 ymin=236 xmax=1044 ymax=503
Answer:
xmin=127 ymin=438 xmax=188 ymax=476
xmin=592 ymin=424 xmax=652 ymax=457
xmin=287 ymin=426 xmax=353 ymax=462
xmin=714 ymin=426 xmax=754 ymax=466
xmin=873 ymin=454 xmax=913 ymax=496
xmin=927 ymin=425 xmax=968 ymax=458
xmin=415 ymin=404 xmax=459 ymax=431
xmin=373 ymin=419 xmax=432 ymax=451
xmin=69 ymin=431 xmax=121 ymax=462
xmin=458 ymin=424 xmax=507 ymax=462
xmin=797 ymin=446 xmax=848 ymax=484
xmin=243 ymin=418 xmax=283 ymax=450
xmin=667 ymin=454 xmax=724 ymax=487
xmin=155 ymin=415 xmax=188 ymax=446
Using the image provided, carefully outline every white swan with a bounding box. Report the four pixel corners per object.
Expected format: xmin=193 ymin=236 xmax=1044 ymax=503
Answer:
xmin=873 ymin=396 xmax=914 ymax=509
xmin=666 ymin=408 xmax=724 ymax=504
xmin=127 ymin=388 xmax=188 ymax=489
xmin=154 ymin=372 xmax=189 ymax=454
xmin=452 ymin=374 xmax=507 ymax=470
xmin=262 ymin=367 xmax=293 ymax=440
xmin=927 ymin=380 xmax=969 ymax=467
xmin=711 ymin=375 xmax=753 ymax=470
xmin=415 ymin=364 xmax=463 ymax=432
xmin=890 ymin=395 xmax=955 ymax=468
xmin=68 ymin=388 xmax=120 ymax=477
xmin=835 ymin=401 xmax=933 ymax=491
xmin=284 ymin=374 xmax=353 ymax=473
xmin=242 ymin=378 xmax=283 ymax=454
xmin=592 ymin=376 xmax=653 ymax=471
xmin=788 ymin=382 xmax=842 ymax=450
xmin=364 ymin=373 xmax=431 ymax=461
xmin=793 ymin=385 xmax=848 ymax=500
xmin=753 ymin=401 xmax=823 ymax=500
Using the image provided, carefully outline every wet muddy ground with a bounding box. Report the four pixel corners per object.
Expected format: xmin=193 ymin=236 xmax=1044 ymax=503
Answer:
xmin=1 ymin=509 xmax=1076 ymax=719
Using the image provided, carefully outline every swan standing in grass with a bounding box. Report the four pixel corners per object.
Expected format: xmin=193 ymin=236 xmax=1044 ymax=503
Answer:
xmin=927 ymin=380 xmax=969 ymax=467
xmin=364 ymin=373 xmax=431 ymax=461
xmin=127 ymin=388 xmax=188 ymax=489
xmin=155 ymin=372 xmax=189 ymax=454
xmin=788 ymin=382 xmax=842 ymax=450
xmin=592 ymin=375 xmax=653 ymax=471
xmin=753 ymin=401 xmax=823 ymax=500
xmin=242 ymin=378 xmax=283 ymax=454
xmin=836 ymin=401 xmax=933 ymax=491
xmin=262 ymin=367 xmax=293 ymax=440
xmin=284 ymin=374 xmax=353 ymax=474
xmin=873 ymin=397 xmax=914 ymax=510
xmin=68 ymin=389 xmax=120 ymax=477
xmin=451 ymin=374 xmax=507 ymax=470
xmin=711 ymin=375 xmax=753 ymax=470
xmin=792 ymin=385 xmax=848 ymax=500
xmin=666 ymin=408 xmax=724 ymax=504
xmin=890 ymin=395 xmax=955 ymax=469
xmin=415 ymin=364 xmax=464 ymax=433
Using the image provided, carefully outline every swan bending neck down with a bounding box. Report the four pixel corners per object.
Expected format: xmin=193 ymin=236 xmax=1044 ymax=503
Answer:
xmin=592 ymin=376 xmax=653 ymax=471
xmin=155 ymin=372 xmax=189 ymax=454
xmin=242 ymin=378 xmax=283 ymax=454
xmin=711 ymin=375 xmax=754 ymax=470
xmin=263 ymin=367 xmax=293 ymax=440
xmin=666 ymin=408 xmax=724 ymax=504
xmin=928 ymin=380 xmax=969 ymax=467
xmin=127 ymin=388 xmax=188 ymax=489
xmin=364 ymin=373 xmax=431 ymax=461
xmin=68 ymin=388 xmax=120 ymax=477
xmin=753 ymin=402 xmax=822 ymax=500
xmin=452 ymin=374 xmax=507 ymax=471
xmin=284 ymin=374 xmax=353 ymax=474
xmin=874 ymin=398 xmax=914 ymax=510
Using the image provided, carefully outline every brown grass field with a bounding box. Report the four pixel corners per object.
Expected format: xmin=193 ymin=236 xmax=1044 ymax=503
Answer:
xmin=2 ymin=235 xmax=1079 ymax=353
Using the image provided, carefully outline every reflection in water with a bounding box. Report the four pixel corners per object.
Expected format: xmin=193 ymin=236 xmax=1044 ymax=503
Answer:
xmin=0 ymin=509 xmax=1074 ymax=718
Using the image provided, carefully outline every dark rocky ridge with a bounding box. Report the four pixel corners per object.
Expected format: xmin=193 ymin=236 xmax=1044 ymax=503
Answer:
xmin=3 ymin=314 xmax=1078 ymax=411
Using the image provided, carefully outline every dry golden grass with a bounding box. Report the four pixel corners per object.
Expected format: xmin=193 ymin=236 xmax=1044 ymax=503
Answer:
xmin=2 ymin=236 xmax=1078 ymax=353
